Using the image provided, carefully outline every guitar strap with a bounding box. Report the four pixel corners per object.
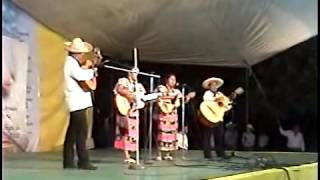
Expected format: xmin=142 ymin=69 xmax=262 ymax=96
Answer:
xmin=211 ymin=90 xmax=217 ymax=97
xmin=70 ymin=55 xmax=82 ymax=67
xmin=132 ymin=81 xmax=137 ymax=92
xmin=69 ymin=56 xmax=85 ymax=82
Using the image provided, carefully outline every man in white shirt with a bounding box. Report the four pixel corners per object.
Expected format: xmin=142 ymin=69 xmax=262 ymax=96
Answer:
xmin=200 ymin=77 xmax=233 ymax=159
xmin=63 ymin=38 xmax=98 ymax=170
xmin=279 ymin=124 xmax=305 ymax=152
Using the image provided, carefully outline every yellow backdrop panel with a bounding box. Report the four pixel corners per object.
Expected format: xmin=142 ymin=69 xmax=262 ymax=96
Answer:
xmin=36 ymin=25 xmax=69 ymax=152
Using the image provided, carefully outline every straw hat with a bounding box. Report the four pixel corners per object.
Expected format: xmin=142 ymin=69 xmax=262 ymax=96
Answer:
xmin=64 ymin=38 xmax=93 ymax=53
xmin=202 ymin=77 xmax=224 ymax=89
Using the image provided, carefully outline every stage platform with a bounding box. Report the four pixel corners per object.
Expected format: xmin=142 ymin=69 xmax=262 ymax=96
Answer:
xmin=3 ymin=149 xmax=317 ymax=180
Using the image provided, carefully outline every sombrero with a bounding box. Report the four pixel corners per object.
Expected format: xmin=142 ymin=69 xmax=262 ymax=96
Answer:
xmin=64 ymin=38 xmax=93 ymax=53
xmin=202 ymin=77 xmax=224 ymax=89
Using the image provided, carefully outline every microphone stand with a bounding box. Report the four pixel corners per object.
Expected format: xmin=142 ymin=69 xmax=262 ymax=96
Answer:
xmin=181 ymin=84 xmax=187 ymax=160
xmin=103 ymin=48 xmax=160 ymax=170
xmin=144 ymin=73 xmax=155 ymax=164
xmin=103 ymin=64 xmax=160 ymax=78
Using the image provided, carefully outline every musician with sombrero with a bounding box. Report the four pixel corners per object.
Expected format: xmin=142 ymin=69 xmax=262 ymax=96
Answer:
xmin=63 ymin=38 xmax=98 ymax=170
xmin=199 ymin=77 xmax=232 ymax=160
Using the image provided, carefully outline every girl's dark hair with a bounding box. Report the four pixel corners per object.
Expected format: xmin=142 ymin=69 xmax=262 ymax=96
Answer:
xmin=163 ymin=73 xmax=176 ymax=84
xmin=162 ymin=73 xmax=177 ymax=84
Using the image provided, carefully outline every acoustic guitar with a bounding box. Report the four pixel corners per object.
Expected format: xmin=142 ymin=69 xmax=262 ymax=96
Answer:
xmin=198 ymin=87 xmax=244 ymax=127
xmin=158 ymin=91 xmax=196 ymax=114
xmin=79 ymin=47 xmax=103 ymax=92
xmin=115 ymin=92 xmax=165 ymax=116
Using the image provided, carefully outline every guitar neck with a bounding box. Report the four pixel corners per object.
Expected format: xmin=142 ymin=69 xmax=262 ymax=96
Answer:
xmin=228 ymin=91 xmax=239 ymax=101
xmin=227 ymin=94 xmax=235 ymax=100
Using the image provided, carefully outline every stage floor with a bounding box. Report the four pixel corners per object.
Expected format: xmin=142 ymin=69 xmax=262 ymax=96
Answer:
xmin=3 ymin=149 xmax=317 ymax=180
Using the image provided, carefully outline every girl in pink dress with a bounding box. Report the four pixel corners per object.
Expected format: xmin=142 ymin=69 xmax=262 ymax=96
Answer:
xmin=113 ymin=68 xmax=146 ymax=163
xmin=155 ymin=74 xmax=182 ymax=160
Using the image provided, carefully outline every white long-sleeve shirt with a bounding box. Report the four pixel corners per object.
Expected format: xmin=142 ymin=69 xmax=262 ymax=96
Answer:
xmin=279 ymin=128 xmax=305 ymax=151
xmin=64 ymin=56 xmax=95 ymax=112
xmin=203 ymin=90 xmax=222 ymax=101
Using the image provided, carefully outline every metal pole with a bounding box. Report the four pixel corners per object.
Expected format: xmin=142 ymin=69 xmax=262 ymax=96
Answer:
xmin=245 ymin=68 xmax=249 ymax=125
xmin=133 ymin=48 xmax=141 ymax=166
xmin=148 ymin=75 xmax=154 ymax=161
xmin=103 ymin=65 xmax=160 ymax=78
xmin=181 ymin=85 xmax=186 ymax=159
xmin=143 ymin=103 xmax=148 ymax=162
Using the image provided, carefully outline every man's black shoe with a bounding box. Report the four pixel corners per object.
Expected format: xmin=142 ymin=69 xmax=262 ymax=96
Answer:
xmin=63 ymin=164 xmax=77 ymax=169
xmin=78 ymin=164 xmax=97 ymax=170
xmin=204 ymin=153 xmax=213 ymax=159
xmin=218 ymin=154 xmax=232 ymax=159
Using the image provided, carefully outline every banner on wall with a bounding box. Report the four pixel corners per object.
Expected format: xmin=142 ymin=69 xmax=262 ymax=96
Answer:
xmin=25 ymin=50 xmax=40 ymax=152
xmin=3 ymin=0 xmax=69 ymax=152
xmin=2 ymin=35 xmax=39 ymax=152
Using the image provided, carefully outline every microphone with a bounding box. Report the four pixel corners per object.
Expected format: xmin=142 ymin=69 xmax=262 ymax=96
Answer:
xmin=101 ymin=59 xmax=111 ymax=64
xmin=96 ymin=59 xmax=110 ymax=68
xmin=176 ymin=83 xmax=188 ymax=88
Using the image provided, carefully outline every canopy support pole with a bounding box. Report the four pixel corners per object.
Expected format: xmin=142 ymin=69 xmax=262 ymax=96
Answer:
xmin=241 ymin=59 xmax=282 ymax=126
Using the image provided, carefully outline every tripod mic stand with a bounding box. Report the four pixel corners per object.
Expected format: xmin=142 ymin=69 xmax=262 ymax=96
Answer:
xmin=180 ymin=84 xmax=187 ymax=160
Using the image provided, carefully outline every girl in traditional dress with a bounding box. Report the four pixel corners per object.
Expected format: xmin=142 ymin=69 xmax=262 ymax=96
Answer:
xmin=155 ymin=74 xmax=182 ymax=160
xmin=113 ymin=68 xmax=146 ymax=163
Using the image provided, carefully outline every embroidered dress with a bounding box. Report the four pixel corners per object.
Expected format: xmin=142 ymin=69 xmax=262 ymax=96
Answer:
xmin=114 ymin=109 xmax=139 ymax=151
xmin=113 ymin=78 xmax=145 ymax=151
xmin=156 ymin=85 xmax=181 ymax=151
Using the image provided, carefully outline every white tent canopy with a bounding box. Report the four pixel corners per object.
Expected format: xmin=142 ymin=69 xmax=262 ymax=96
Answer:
xmin=12 ymin=0 xmax=317 ymax=67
